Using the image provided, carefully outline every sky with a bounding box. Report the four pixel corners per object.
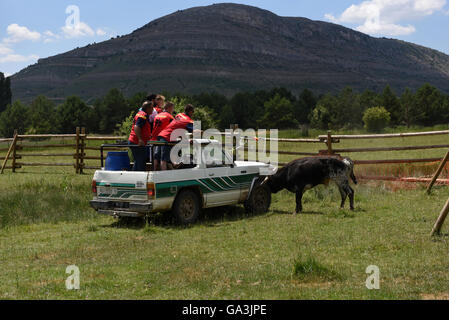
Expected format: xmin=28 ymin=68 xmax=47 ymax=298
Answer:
xmin=1 ymin=0 xmax=449 ymax=77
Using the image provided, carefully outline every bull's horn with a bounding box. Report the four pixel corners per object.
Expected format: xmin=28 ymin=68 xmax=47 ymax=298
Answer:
xmin=261 ymin=176 xmax=269 ymax=186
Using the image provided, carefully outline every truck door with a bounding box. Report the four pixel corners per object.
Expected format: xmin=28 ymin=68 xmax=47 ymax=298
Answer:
xmin=201 ymin=147 xmax=240 ymax=206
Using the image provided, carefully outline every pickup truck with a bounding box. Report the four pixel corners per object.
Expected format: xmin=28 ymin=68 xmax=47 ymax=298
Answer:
xmin=90 ymin=139 xmax=276 ymax=224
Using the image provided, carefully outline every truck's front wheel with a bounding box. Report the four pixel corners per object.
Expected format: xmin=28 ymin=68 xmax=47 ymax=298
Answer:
xmin=172 ymin=189 xmax=200 ymax=225
xmin=245 ymin=184 xmax=271 ymax=214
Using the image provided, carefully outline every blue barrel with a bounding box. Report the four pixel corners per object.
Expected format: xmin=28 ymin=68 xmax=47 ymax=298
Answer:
xmin=105 ymin=151 xmax=130 ymax=171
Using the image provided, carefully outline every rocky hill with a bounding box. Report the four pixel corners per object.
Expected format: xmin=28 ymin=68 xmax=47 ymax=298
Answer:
xmin=11 ymin=3 xmax=449 ymax=103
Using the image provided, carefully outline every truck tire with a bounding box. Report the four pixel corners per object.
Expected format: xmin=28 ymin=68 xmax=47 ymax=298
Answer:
xmin=245 ymin=184 xmax=271 ymax=214
xmin=172 ymin=189 xmax=201 ymax=225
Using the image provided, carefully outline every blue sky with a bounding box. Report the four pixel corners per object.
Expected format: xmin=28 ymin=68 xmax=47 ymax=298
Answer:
xmin=1 ymin=0 xmax=449 ymax=77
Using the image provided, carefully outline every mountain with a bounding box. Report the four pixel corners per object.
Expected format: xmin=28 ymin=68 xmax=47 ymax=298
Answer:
xmin=10 ymin=3 xmax=449 ymax=103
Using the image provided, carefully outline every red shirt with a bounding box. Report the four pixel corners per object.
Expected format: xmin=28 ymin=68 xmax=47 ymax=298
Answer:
xmin=154 ymin=107 xmax=163 ymax=114
xmin=128 ymin=110 xmax=152 ymax=144
xmin=158 ymin=113 xmax=194 ymax=142
xmin=151 ymin=111 xmax=174 ymax=140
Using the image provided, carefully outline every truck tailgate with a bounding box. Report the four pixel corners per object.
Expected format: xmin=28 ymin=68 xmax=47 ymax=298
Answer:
xmin=93 ymin=171 xmax=149 ymax=201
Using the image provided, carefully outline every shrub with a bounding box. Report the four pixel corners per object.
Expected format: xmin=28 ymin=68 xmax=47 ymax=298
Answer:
xmin=363 ymin=106 xmax=391 ymax=132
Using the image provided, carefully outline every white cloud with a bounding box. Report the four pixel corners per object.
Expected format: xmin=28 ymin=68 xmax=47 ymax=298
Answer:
xmin=325 ymin=0 xmax=447 ymax=36
xmin=3 ymin=23 xmax=41 ymax=43
xmin=0 ymin=54 xmax=39 ymax=64
xmin=61 ymin=21 xmax=95 ymax=38
xmin=0 ymin=43 xmax=13 ymax=55
xmin=96 ymin=28 xmax=107 ymax=36
xmin=43 ymin=30 xmax=61 ymax=43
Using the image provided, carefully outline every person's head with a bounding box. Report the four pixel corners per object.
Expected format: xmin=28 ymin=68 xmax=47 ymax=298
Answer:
xmin=155 ymin=95 xmax=165 ymax=107
xmin=164 ymin=102 xmax=175 ymax=114
xmin=146 ymin=94 xmax=157 ymax=103
xmin=184 ymin=104 xmax=194 ymax=118
xmin=141 ymin=100 xmax=153 ymax=114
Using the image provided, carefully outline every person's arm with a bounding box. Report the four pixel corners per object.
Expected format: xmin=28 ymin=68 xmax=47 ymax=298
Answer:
xmin=186 ymin=123 xmax=203 ymax=135
xmin=135 ymin=117 xmax=146 ymax=146
xmin=134 ymin=126 xmax=145 ymax=146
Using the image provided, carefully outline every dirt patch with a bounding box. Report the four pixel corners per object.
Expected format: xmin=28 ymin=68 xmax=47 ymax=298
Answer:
xmin=291 ymin=280 xmax=333 ymax=289
xmin=421 ymin=293 xmax=449 ymax=300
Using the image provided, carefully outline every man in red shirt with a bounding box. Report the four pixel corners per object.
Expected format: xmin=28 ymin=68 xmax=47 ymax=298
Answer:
xmin=157 ymin=104 xmax=195 ymax=170
xmin=152 ymin=102 xmax=175 ymax=171
xmin=128 ymin=100 xmax=154 ymax=171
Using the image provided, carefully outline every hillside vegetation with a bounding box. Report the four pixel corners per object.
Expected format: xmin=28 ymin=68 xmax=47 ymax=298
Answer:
xmin=10 ymin=3 xmax=449 ymax=103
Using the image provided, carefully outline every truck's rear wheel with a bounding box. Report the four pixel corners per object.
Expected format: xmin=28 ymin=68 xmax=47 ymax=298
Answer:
xmin=172 ymin=189 xmax=200 ymax=225
xmin=245 ymin=184 xmax=271 ymax=214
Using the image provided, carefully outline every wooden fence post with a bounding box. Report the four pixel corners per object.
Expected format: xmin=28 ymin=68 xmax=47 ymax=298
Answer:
xmin=11 ymin=129 xmax=18 ymax=172
xmin=0 ymin=130 xmax=18 ymax=174
xmin=327 ymin=130 xmax=333 ymax=155
xmin=75 ymin=127 xmax=80 ymax=174
xmin=431 ymin=197 xmax=449 ymax=236
xmin=80 ymin=127 xmax=85 ymax=174
xmin=426 ymin=147 xmax=449 ymax=194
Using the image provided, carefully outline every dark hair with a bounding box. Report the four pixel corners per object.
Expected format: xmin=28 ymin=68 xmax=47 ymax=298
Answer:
xmin=184 ymin=104 xmax=194 ymax=114
xmin=142 ymin=100 xmax=153 ymax=109
xmin=146 ymin=94 xmax=157 ymax=101
xmin=165 ymin=102 xmax=174 ymax=110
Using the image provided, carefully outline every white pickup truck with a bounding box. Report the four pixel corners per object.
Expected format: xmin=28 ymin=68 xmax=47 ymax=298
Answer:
xmin=90 ymin=139 xmax=276 ymax=224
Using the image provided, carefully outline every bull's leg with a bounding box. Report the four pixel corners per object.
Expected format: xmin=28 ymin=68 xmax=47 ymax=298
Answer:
xmin=346 ymin=185 xmax=355 ymax=210
xmin=337 ymin=184 xmax=347 ymax=209
xmin=295 ymin=187 xmax=304 ymax=214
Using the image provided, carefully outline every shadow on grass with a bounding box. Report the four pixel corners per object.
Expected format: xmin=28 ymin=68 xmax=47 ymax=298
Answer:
xmin=272 ymin=209 xmax=325 ymax=216
xmin=99 ymin=205 xmax=269 ymax=229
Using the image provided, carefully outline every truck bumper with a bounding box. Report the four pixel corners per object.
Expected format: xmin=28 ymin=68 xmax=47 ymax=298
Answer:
xmin=90 ymin=199 xmax=152 ymax=217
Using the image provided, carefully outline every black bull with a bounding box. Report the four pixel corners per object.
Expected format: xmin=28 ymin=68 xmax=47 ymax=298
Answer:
xmin=261 ymin=157 xmax=357 ymax=213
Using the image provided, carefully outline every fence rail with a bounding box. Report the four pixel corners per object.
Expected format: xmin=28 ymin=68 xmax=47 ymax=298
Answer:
xmin=1 ymin=126 xmax=449 ymax=185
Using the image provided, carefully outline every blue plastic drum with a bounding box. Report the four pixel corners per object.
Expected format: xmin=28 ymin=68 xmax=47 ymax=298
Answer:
xmin=105 ymin=151 xmax=131 ymax=171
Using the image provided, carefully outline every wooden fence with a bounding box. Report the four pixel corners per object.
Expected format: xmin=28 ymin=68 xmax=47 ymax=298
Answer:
xmin=0 ymin=127 xmax=129 ymax=174
xmin=1 ymin=127 xmax=449 ymax=185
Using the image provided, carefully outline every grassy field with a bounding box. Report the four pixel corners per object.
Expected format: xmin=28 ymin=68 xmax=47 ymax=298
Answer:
xmin=0 ymin=128 xmax=449 ymax=299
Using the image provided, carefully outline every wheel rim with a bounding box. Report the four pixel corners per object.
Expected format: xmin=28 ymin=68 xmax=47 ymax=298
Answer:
xmin=180 ymin=197 xmax=196 ymax=219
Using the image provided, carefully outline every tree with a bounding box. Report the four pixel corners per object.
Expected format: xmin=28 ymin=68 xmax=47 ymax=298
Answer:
xmin=259 ymin=94 xmax=298 ymax=129
xmin=229 ymin=92 xmax=263 ymax=129
xmin=0 ymin=101 xmax=29 ymax=137
xmin=360 ymin=89 xmax=379 ymax=110
xmin=310 ymin=103 xmax=332 ymax=130
xmin=333 ymin=87 xmax=363 ymax=128
xmin=192 ymin=92 xmax=228 ymax=114
xmin=0 ymin=72 xmax=12 ymax=114
xmin=414 ymin=83 xmax=448 ymax=125
xmin=363 ymin=107 xmax=390 ymax=132
xmin=95 ymin=89 xmax=129 ymax=133
xmin=379 ymin=85 xmax=401 ymax=125
xmin=27 ymin=96 xmax=56 ymax=134
xmin=400 ymin=88 xmax=420 ymax=127
xmin=218 ymin=104 xmax=236 ymax=129
xmin=294 ymin=89 xmax=316 ymax=124
xmin=55 ymin=96 xmax=91 ymax=133
xmin=192 ymin=106 xmax=218 ymax=130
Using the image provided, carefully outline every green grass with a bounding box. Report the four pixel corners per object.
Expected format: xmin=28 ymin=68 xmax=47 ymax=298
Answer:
xmin=0 ymin=129 xmax=449 ymax=299
xmin=0 ymin=170 xmax=448 ymax=299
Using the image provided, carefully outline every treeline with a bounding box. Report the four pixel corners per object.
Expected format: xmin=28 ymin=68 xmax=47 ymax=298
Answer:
xmin=1 ymin=70 xmax=449 ymax=137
